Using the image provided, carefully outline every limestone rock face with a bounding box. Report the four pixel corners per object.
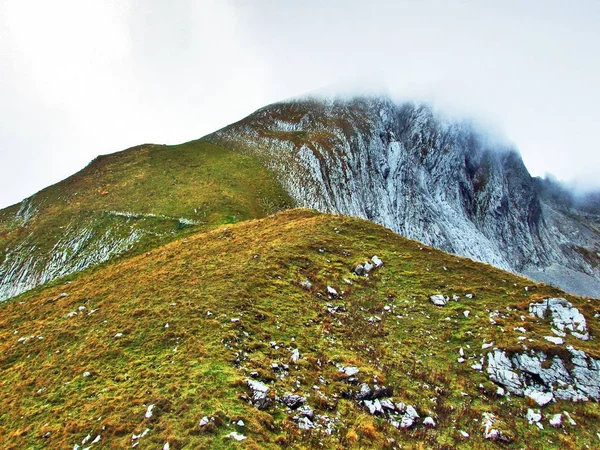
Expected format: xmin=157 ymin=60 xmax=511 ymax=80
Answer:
xmin=210 ymin=96 xmax=600 ymax=297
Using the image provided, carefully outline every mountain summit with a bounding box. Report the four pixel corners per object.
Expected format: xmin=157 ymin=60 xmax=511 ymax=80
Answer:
xmin=1 ymin=95 xmax=599 ymax=301
xmin=208 ymin=95 xmax=600 ymax=297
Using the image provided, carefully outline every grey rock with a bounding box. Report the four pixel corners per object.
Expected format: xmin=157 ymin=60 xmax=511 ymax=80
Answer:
xmin=246 ymin=379 xmax=272 ymax=410
xmin=281 ymin=394 xmax=306 ymax=409
xmin=430 ymin=295 xmax=448 ymax=306
xmin=529 ymin=298 xmax=589 ymax=340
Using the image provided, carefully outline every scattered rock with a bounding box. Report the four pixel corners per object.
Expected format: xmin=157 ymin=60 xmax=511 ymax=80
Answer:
xmin=326 ymin=286 xmax=338 ymax=297
xmin=82 ymin=371 xmax=91 ymax=378
xmin=525 ymin=387 xmax=553 ymax=406
xmin=465 ymin=293 xmax=474 ymax=299
xmin=544 ymin=336 xmax=564 ymax=345
xmin=300 ymin=280 xmax=312 ymax=290
xmin=529 ymin=298 xmax=589 ymax=340
xmin=400 ymin=405 xmax=419 ymax=429
xmin=423 ymin=417 xmax=436 ymax=427
xmin=225 ymin=432 xmax=247 ymax=441
xmin=145 ymin=404 xmax=155 ymax=419
xmin=281 ymin=394 xmax=306 ymax=409
xmin=371 ymin=255 xmax=383 ymax=267
xmin=549 ymin=413 xmax=562 ymax=428
xmin=246 ymin=379 xmax=272 ymax=410
xmin=199 ymin=417 xmax=210 ymax=427
xmin=526 ymin=408 xmax=542 ymax=424
xmin=353 ymin=264 xmax=365 ymax=276
xmin=340 ymin=366 xmax=359 ymax=377
xmin=463 ymin=310 xmax=470 ymax=318
xmin=290 ymin=348 xmax=300 ymax=363
xmin=430 ymin=295 xmax=448 ymax=306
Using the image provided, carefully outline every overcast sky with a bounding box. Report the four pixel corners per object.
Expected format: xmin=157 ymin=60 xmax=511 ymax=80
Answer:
xmin=1 ymin=0 xmax=599 ymax=209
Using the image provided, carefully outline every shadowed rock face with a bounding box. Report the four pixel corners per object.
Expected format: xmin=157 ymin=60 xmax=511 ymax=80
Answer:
xmin=209 ymin=96 xmax=600 ymax=297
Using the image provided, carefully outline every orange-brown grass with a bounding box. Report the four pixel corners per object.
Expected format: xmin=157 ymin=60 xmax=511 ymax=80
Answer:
xmin=0 ymin=209 xmax=598 ymax=449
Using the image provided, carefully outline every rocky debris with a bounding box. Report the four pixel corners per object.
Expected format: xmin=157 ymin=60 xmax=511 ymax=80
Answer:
xmin=281 ymin=394 xmax=306 ymax=409
xmin=326 ymin=286 xmax=338 ymax=297
xmin=371 ymin=255 xmax=383 ymax=268
xmin=430 ymin=295 xmax=448 ymax=306
xmin=459 ymin=430 xmax=470 ymax=438
xmin=363 ymin=399 xmax=384 ymax=415
xmin=481 ymin=413 xmax=512 ymax=442
xmin=529 ymin=298 xmax=589 ymax=340
xmin=300 ymin=280 xmax=312 ymax=290
xmin=526 ymin=409 xmax=543 ymax=429
xmin=549 ymin=413 xmax=562 ymax=427
xmin=339 ymin=366 xmax=359 ymax=377
xmin=354 ymin=258 xmax=380 ymax=276
xmin=199 ymin=417 xmax=210 ymax=427
xmin=423 ymin=417 xmax=436 ymax=427
xmin=544 ymin=336 xmax=564 ymax=345
xmin=525 ymin=387 xmax=553 ymax=406
xmin=354 ymin=383 xmax=393 ymax=401
xmin=465 ymin=293 xmax=474 ymax=299
xmin=145 ymin=404 xmax=155 ymax=419
xmin=82 ymin=371 xmax=91 ymax=378
xmin=225 ymin=432 xmax=247 ymax=441
xmin=290 ymin=349 xmax=300 ymax=363
xmin=399 ymin=405 xmax=419 ymax=429
xmin=246 ymin=379 xmax=272 ymax=410
xmin=486 ymin=347 xmax=600 ymax=402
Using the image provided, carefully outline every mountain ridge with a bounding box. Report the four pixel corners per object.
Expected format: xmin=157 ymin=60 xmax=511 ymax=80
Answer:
xmin=207 ymin=95 xmax=600 ymax=297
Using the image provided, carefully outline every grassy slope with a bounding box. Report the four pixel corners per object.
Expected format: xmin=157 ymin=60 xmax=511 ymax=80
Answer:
xmin=0 ymin=209 xmax=598 ymax=449
xmin=0 ymin=140 xmax=293 ymax=297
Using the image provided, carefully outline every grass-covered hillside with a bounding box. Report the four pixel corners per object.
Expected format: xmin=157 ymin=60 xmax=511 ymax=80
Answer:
xmin=0 ymin=140 xmax=292 ymax=300
xmin=1 ymin=209 xmax=598 ymax=449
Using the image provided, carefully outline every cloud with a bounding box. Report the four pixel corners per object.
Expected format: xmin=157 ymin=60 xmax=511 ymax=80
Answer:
xmin=1 ymin=0 xmax=599 ymax=208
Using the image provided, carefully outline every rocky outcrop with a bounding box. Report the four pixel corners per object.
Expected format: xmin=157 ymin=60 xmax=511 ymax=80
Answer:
xmin=209 ymin=96 xmax=600 ymax=297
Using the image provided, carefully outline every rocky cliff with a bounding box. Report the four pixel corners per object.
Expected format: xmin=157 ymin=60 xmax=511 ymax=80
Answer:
xmin=209 ymin=96 xmax=600 ymax=297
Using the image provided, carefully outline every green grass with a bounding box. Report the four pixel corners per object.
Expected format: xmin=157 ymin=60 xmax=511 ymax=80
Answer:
xmin=1 ymin=209 xmax=598 ymax=449
xmin=0 ymin=140 xmax=293 ymax=297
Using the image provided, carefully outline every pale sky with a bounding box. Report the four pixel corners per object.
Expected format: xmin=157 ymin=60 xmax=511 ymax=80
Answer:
xmin=1 ymin=0 xmax=599 ymax=209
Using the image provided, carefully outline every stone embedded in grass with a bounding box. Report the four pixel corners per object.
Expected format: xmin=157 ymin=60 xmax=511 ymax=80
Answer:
xmin=544 ymin=336 xmax=564 ymax=345
xmin=326 ymin=286 xmax=338 ymax=297
xmin=363 ymin=261 xmax=374 ymax=273
xmin=114 ymin=332 xmax=123 ymax=338
xmin=525 ymin=387 xmax=554 ymax=406
xmin=225 ymin=432 xmax=247 ymax=441
xmin=400 ymin=405 xmax=419 ymax=429
xmin=529 ymin=298 xmax=589 ymax=340
xmin=459 ymin=430 xmax=470 ymax=438
xmin=371 ymin=255 xmax=383 ymax=267
xmin=281 ymin=394 xmax=306 ymax=409
xmin=423 ymin=416 xmax=436 ymax=427
xmin=145 ymin=404 xmax=154 ymax=419
xmin=82 ymin=371 xmax=91 ymax=377
xmin=199 ymin=417 xmax=210 ymax=427
xmin=430 ymin=295 xmax=448 ymax=306
xmin=526 ymin=408 xmax=542 ymax=428
xmin=300 ymin=279 xmax=312 ymax=290
xmin=163 ymin=443 xmax=170 ymax=450
xmin=246 ymin=378 xmax=272 ymax=410
xmin=463 ymin=310 xmax=470 ymax=318
xmin=340 ymin=366 xmax=359 ymax=377
xmin=290 ymin=348 xmax=300 ymax=363
xmin=549 ymin=413 xmax=562 ymax=427
xmin=465 ymin=293 xmax=474 ymax=299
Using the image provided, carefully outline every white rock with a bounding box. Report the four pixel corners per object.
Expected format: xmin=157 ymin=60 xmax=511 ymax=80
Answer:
xmin=371 ymin=255 xmax=383 ymax=267
xmin=544 ymin=336 xmax=564 ymax=345
xmin=463 ymin=310 xmax=470 ymax=318
xmin=465 ymin=294 xmax=474 ymax=299
xmin=430 ymin=295 xmax=448 ymax=306
xmin=145 ymin=404 xmax=154 ymax=419
xmin=482 ymin=342 xmax=494 ymax=349
xmin=526 ymin=408 xmax=542 ymax=424
xmin=549 ymin=414 xmax=562 ymax=427
xmin=529 ymin=298 xmax=589 ymax=340
xmin=453 ymin=295 xmax=460 ymax=301
xmin=225 ymin=432 xmax=247 ymax=441
xmin=341 ymin=366 xmax=359 ymax=377
xmin=291 ymin=348 xmax=300 ymax=363
xmin=400 ymin=405 xmax=419 ymax=428
xmin=514 ymin=327 xmax=526 ymax=333
xmin=199 ymin=417 xmax=209 ymax=427
xmin=237 ymin=420 xmax=245 ymax=427
xmin=327 ymin=286 xmax=338 ymax=297
xmin=82 ymin=371 xmax=91 ymax=378
xmin=231 ymin=318 xmax=240 ymax=323
xmin=525 ymin=388 xmax=553 ymax=406
xmin=423 ymin=416 xmax=436 ymax=427
xmin=114 ymin=332 xmax=123 ymax=338
xmin=91 ymin=435 xmax=101 ymax=444
xmin=459 ymin=430 xmax=470 ymax=438
xmin=163 ymin=443 xmax=170 ymax=450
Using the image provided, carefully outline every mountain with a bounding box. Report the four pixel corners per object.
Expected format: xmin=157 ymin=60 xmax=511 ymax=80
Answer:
xmin=1 ymin=209 xmax=599 ymax=449
xmin=207 ymin=96 xmax=600 ymax=298
xmin=0 ymin=141 xmax=292 ymax=301
xmin=1 ymin=94 xmax=599 ymax=301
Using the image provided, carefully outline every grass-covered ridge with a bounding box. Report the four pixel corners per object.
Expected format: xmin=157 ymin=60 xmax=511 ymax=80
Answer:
xmin=0 ymin=140 xmax=293 ymax=300
xmin=1 ymin=209 xmax=598 ymax=449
